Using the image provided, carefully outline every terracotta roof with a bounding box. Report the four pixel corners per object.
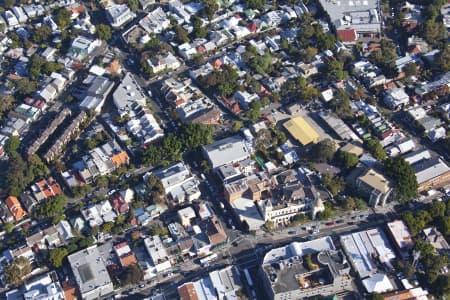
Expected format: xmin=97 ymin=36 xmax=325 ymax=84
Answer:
xmin=111 ymin=151 xmax=129 ymax=167
xmin=5 ymin=196 xmax=26 ymax=221
xmin=337 ymin=29 xmax=357 ymax=42
xmin=247 ymin=22 xmax=258 ymax=32
xmin=106 ymin=59 xmax=121 ymax=74
xmin=62 ymin=282 xmax=77 ymax=300
xmin=178 ymin=283 xmax=199 ymax=300
xmin=120 ymin=252 xmax=138 ymax=267
xmin=203 ymin=216 xmax=227 ymax=246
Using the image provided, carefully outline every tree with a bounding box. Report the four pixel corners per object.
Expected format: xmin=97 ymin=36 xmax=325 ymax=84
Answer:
xmin=245 ymin=0 xmax=266 ymax=10
xmin=384 ymin=157 xmax=418 ymax=202
xmin=202 ymin=0 xmax=218 ymax=20
xmin=33 ymin=195 xmax=68 ymax=223
xmin=128 ymin=0 xmax=139 ymax=12
xmin=326 ymin=60 xmax=347 ymax=81
xmin=403 ymin=62 xmax=417 ymax=77
xmin=336 ymin=150 xmax=359 ymax=170
xmin=5 ymin=257 xmax=32 ymax=287
xmin=101 ymin=222 xmax=114 ymax=233
xmin=96 ymin=24 xmax=112 ymax=41
xmin=322 ymin=173 xmax=345 ymax=197
xmin=302 ymin=47 xmax=318 ymax=63
xmin=146 ymin=175 xmax=165 ymax=204
xmin=49 ymin=248 xmax=68 ymax=268
xmin=364 ymin=139 xmax=386 ymax=160
xmin=120 ymin=265 xmax=143 ymax=285
xmin=367 ymin=293 xmax=384 ymax=300
xmin=264 ymin=221 xmax=275 ymax=231
xmin=179 ymin=123 xmax=214 ymax=151
xmin=0 ymin=94 xmax=15 ymax=121
xmin=95 ymin=176 xmax=109 ymax=189
xmin=430 ymin=201 xmax=446 ymax=218
xmin=150 ymin=223 xmax=169 ymax=236
xmin=14 ymin=79 xmax=38 ymax=96
xmin=31 ymin=25 xmax=52 ymax=43
xmin=312 ymin=139 xmax=336 ymax=163
xmin=231 ymin=120 xmax=243 ymax=133
xmin=423 ymin=20 xmax=446 ymax=45
xmin=3 ymin=222 xmax=14 ymax=233
xmin=4 ymin=136 xmax=20 ymax=155
xmin=174 ymin=25 xmax=190 ymax=44
xmin=301 ymin=86 xmax=319 ymax=102
xmin=435 ymin=47 xmax=450 ymax=73
xmin=56 ymin=8 xmax=71 ymax=28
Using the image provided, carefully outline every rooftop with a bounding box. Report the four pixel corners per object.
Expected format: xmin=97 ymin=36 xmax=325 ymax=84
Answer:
xmin=412 ymin=157 xmax=450 ymax=185
xmin=386 ymin=220 xmax=414 ymax=250
xmin=283 ymin=117 xmax=319 ymax=146
xmin=202 ymin=135 xmax=250 ymax=169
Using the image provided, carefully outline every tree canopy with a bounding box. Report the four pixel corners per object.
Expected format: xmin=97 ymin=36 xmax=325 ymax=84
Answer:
xmin=96 ymin=24 xmax=112 ymax=41
xmin=312 ymin=139 xmax=336 ymax=163
xmin=5 ymin=257 xmax=32 ymax=287
xmin=384 ymin=157 xmax=418 ymax=202
xmin=364 ymin=139 xmax=387 ymax=161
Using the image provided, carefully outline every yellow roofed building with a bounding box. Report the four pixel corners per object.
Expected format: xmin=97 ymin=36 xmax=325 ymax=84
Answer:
xmin=283 ymin=117 xmax=320 ymax=146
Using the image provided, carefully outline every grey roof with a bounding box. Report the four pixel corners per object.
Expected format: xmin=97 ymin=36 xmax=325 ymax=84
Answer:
xmin=412 ymin=157 xmax=450 ymax=185
xmin=87 ymin=76 xmax=114 ymax=98
xmin=67 ymin=246 xmax=113 ymax=297
xmin=202 ymin=135 xmax=250 ymax=169
xmin=112 ymin=72 xmax=146 ymax=114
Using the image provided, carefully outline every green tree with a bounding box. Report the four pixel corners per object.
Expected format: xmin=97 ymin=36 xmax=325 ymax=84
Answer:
xmin=435 ymin=47 xmax=450 ymax=73
xmin=174 ymin=25 xmax=190 ymax=44
xmin=336 ymin=150 xmax=359 ymax=170
xmin=95 ymin=176 xmax=109 ymax=189
xmin=367 ymin=293 xmax=384 ymax=300
xmin=312 ymin=139 xmax=336 ymax=163
xmin=403 ymin=62 xmax=417 ymax=77
xmin=5 ymin=257 xmax=32 ymax=287
xmin=120 ymin=265 xmax=143 ymax=285
xmin=430 ymin=201 xmax=446 ymax=218
xmin=48 ymin=248 xmax=68 ymax=268
xmin=0 ymin=94 xmax=15 ymax=121
xmin=33 ymin=195 xmax=68 ymax=223
xmin=150 ymin=223 xmax=169 ymax=236
xmin=56 ymin=8 xmax=71 ymax=28
xmin=384 ymin=157 xmax=418 ymax=202
xmin=264 ymin=221 xmax=275 ymax=231
xmin=96 ymin=24 xmax=112 ymax=41
xmin=14 ymin=79 xmax=38 ymax=96
xmin=322 ymin=173 xmax=345 ymax=197
xmin=3 ymin=222 xmax=14 ymax=233
xmin=364 ymin=139 xmax=386 ymax=160
xmin=146 ymin=175 xmax=165 ymax=204
xmin=302 ymin=47 xmax=318 ymax=63
xmin=128 ymin=0 xmax=139 ymax=12
xmin=179 ymin=123 xmax=214 ymax=151
xmin=202 ymin=0 xmax=218 ymax=20
xmin=101 ymin=222 xmax=114 ymax=233
xmin=326 ymin=60 xmax=347 ymax=81
xmin=31 ymin=25 xmax=52 ymax=44
xmin=245 ymin=0 xmax=266 ymax=9
xmin=231 ymin=120 xmax=243 ymax=133
xmin=4 ymin=136 xmax=20 ymax=155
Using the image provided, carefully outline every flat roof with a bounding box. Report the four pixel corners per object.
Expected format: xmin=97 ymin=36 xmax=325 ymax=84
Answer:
xmin=283 ymin=117 xmax=320 ymax=146
xmin=386 ymin=220 xmax=414 ymax=250
xmin=202 ymin=135 xmax=250 ymax=169
xmin=67 ymin=246 xmax=112 ymax=295
xmin=358 ymin=168 xmax=391 ymax=193
xmin=413 ymin=157 xmax=450 ymax=184
xmin=230 ymin=198 xmax=264 ymax=231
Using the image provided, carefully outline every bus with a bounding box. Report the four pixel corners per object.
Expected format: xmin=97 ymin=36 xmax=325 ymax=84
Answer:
xmin=243 ymin=268 xmax=253 ymax=287
xmin=200 ymin=253 xmax=218 ymax=267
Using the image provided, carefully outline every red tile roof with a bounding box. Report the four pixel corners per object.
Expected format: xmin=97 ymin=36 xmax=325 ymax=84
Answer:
xmin=337 ymin=29 xmax=357 ymax=42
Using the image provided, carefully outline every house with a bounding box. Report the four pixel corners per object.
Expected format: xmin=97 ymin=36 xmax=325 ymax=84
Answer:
xmin=22 ymin=271 xmax=65 ymax=300
xmin=412 ymin=157 xmax=450 ymax=192
xmin=201 ymin=216 xmax=227 ymax=247
xmin=113 ymin=242 xmax=137 ymax=268
xmin=67 ymin=246 xmax=114 ymax=300
xmin=30 ymin=177 xmax=62 ymax=202
xmin=68 ymin=36 xmax=101 ymax=60
xmin=202 ymin=135 xmax=251 ymax=169
xmin=139 ymin=7 xmax=170 ymax=34
xmin=355 ymin=168 xmax=392 ymax=206
xmin=5 ymin=196 xmax=26 ymax=221
xmin=0 ymin=203 xmax=14 ymax=223
xmin=384 ymin=88 xmax=410 ymax=110
xmin=178 ymin=206 xmax=196 ymax=227
xmin=144 ymin=235 xmax=172 ymax=273
xmin=147 ymin=52 xmax=181 ymax=74
xmin=12 ymin=6 xmax=27 ymax=23
xmin=26 ymin=225 xmax=62 ymax=250
xmin=106 ymin=4 xmax=135 ymax=28
xmin=151 ymin=162 xmax=201 ymax=205
xmin=4 ymin=10 xmax=19 ymax=28
xmin=110 ymin=193 xmax=130 ymax=214
xmin=233 ymin=91 xmax=259 ymax=110
xmin=421 ymin=227 xmax=450 ymax=255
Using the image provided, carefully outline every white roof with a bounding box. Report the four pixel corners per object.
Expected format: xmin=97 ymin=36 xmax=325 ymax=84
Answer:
xmin=202 ymin=135 xmax=250 ymax=169
xmin=386 ymin=220 xmax=413 ymax=249
xmin=362 ymin=273 xmax=394 ymax=293
xmin=230 ymin=198 xmax=264 ymax=231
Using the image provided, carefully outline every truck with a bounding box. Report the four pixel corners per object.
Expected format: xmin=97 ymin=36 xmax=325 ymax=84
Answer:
xmin=200 ymin=253 xmax=218 ymax=267
xmin=243 ymin=268 xmax=253 ymax=287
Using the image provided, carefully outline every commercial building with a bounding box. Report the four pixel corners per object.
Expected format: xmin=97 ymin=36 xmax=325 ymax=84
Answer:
xmin=318 ymin=0 xmax=381 ymax=39
xmin=202 ymin=135 xmax=251 ymax=169
xmin=67 ymin=246 xmax=114 ymax=300
xmin=356 ymin=168 xmax=392 ymax=206
xmin=340 ymin=228 xmax=396 ymax=278
xmin=147 ymin=52 xmax=181 ymax=74
xmin=283 ymin=117 xmax=319 ymax=146
xmin=412 ymin=157 xmax=450 ymax=192
xmin=144 ymin=235 xmax=172 ymax=273
xmin=260 ymin=237 xmax=353 ymax=300
xmin=178 ymin=266 xmax=242 ymax=300
xmin=318 ymin=111 xmax=360 ymax=141
xmin=386 ymin=220 xmax=414 ymax=258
